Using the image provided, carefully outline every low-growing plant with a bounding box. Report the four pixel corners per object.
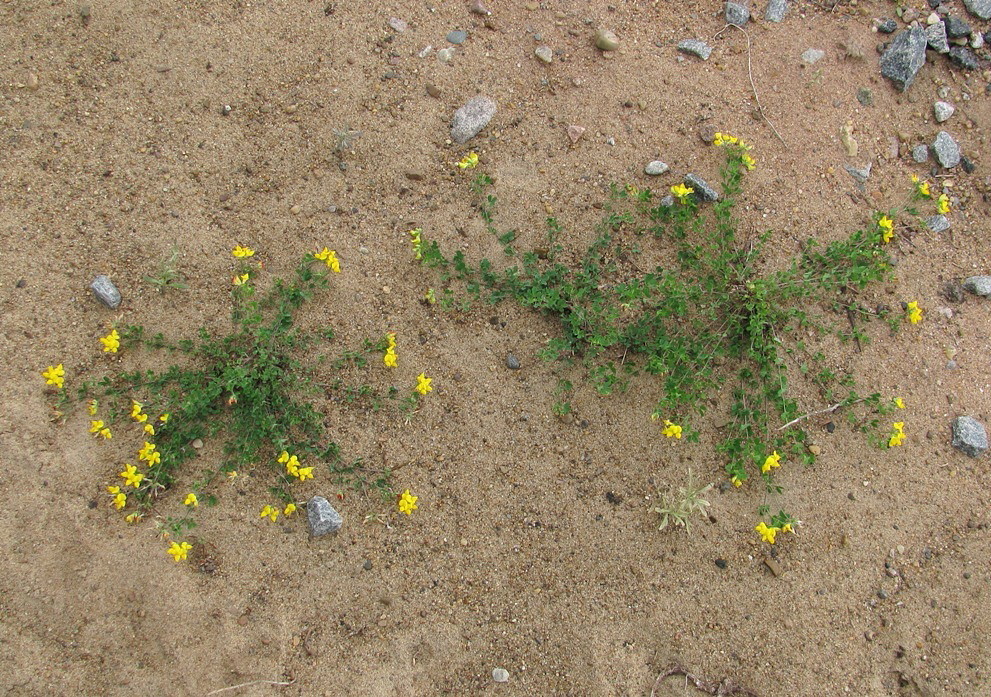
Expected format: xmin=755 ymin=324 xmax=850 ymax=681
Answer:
xmin=41 ymin=245 xmax=433 ymax=560
xmin=413 ymin=136 xmax=937 ymax=541
xmin=143 ymin=244 xmax=188 ymax=292
xmin=652 ymin=469 xmax=712 ymax=532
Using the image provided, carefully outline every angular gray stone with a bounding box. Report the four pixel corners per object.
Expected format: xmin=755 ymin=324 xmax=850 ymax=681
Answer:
xmin=844 ymin=162 xmax=872 ymax=183
xmin=933 ymin=131 xmax=961 ymax=168
xmin=801 ymin=48 xmax=825 ymax=64
xmin=877 ymin=18 xmax=897 ymax=34
xmin=90 ymin=275 xmax=121 ymax=309
xmin=725 ymin=1 xmax=750 ymax=25
xmin=387 ymin=17 xmax=407 ymax=33
xmin=307 ymin=496 xmax=343 ymax=536
xmin=534 ymin=46 xmax=553 ymax=63
xmin=658 ymin=194 xmax=675 ymax=207
xmin=506 ymin=353 xmax=521 ymax=370
xmin=644 ymin=160 xmax=669 ymax=176
xmin=945 ymin=16 xmax=972 ymax=39
xmin=926 ymin=21 xmax=950 ymax=53
xmin=948 ymin=45 xmax=979 ymax=70
xmin=951 ymin=416 xmax=988 ymax=458
xmin=765 ymin=0 xmax=788 ymax=22
xmin=963 ymin=276 xmax=991 ymax=297
xmin=933 ymin=101 xmax=955 ymax=122
xmin=684 ymin=174 xmax=719 ymax=202
xmin=447 ymin=29 xmax=468 ymax=45
xmin=963 ymin=0 xmax=991 ymax=21
xmin=880 ymin=28 xmax=928 ymax=92
xmin=595 ymin=29 xmax=620 ymax=51
xmin=926 ymin=214 xmax=950 ymax=232
xmin=677 ymin=38 xmax=712 ymax=60
xmin=912 ymin=144 xmax=929 ymax=162
xmin=451 ymin=96 xmax=496 ymax=144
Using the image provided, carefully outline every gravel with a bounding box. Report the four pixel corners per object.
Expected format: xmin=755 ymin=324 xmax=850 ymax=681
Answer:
xmin=595 ymin=28 xmax=620 ymax=51
xmin=948 ymin=45 xmax=979 ymax=70
xmin=912 ymin=145 xmax=929 ymax=162
xmin=506 ymin=353 xmax=521 ymax=370
xmin=951 ymin=416 xmax=988 ymax=458
xmin=945 ymin=16 xmax=972 ymax=38
xmin=492 ymin=668 xmax=510 ymax=683
xmin=535 ymin=46 xmax=553 ymax=63
xmin=447 ymin=29 xmax=468 ymax=45
xmin=877 ymin=18 xmax=898 ymax=34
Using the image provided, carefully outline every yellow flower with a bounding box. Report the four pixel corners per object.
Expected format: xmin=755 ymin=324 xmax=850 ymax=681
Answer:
xmin=145 ymin=450 xmax=161 ymax=467
xmin=42 ymin=364 xmax=65 ymax=388
xmin=159 ymin=413 xmax=170 ymax=423
xmin=893 ymin=397 xmax=905 ymax=409
xmin=184 ymin=493 xmax=198 ymax=507
xmin=713 ymin=132 xmax=739 ymax=146
xmin=119 ymin=464 xmax=144 ymax=488
xmin=911 ymin=175 xmax=931 ymax=198
xmin=99 ymin=329 xmax=120 ymax=353
xmin=138 ymin=442 xmax=156 ymax=461
xmin=144 ymin=423 xmax=156 ymax=435
xmin=227 ymin=470 xmax=238 ymax=481
xmin=741 ymin=153 xmax=756 ymax=171
xmin=755 ymin=521 xmax=779 ymax=544
xmin=878 ymin=215 xmax=894 ymax=244
xmin=409 ymin=228 xmax=424 ymax=260
xmin=113 ymin=492 xmax=127 ymax=510
xmin=384 ymin=350 xmax=398 ymax=368
xmin=457 ymin=152 xmax=479 ymax=170
xmin=295 ymin=466 xmax=314 ymax=482
xmin=232 ymin=245 xmax=255 ymax=258
xmin=284 ymin=503 xmax=297 ymax=516
xmin=98 ymin=428 xmax=112 ymax=440
xmin=232 ymin=273 xmax=250 ymax=286
xmin=661 ymin=419 xmax=682 ymax=439
xmin=398 ymin=489 xmax=418 ymax=515
xmin=260 ymin=505 xmax=279 ymax=522
xmin=314 ymin=247 xmax=341 ymax=273
xmin=761 ymin=451 xmax=782 ymax=474
xmin=415 ymin=373 xmax=433 ymax=395
xmin=167 ymin=541 xmax=192 ymax=562
xmin=130 ymin=401 xmax=143 ymax=418
xmin=125 ymin=512 xmax=143 ymax=523
xmin=731 ymin=476 xmax=743 ymax=488
xmin=670 ymin=183 xmax=694 ymax=204
xmin=89 ymin=419 xmax=105 ymax=434
xmin=889 ymin=421 xmax=906 ymax=447
xmin=781 ymin=523 xmax=794 ymax=534
xmin=106 ymin=485 xmax=121 ymax=495
xmin=906 ymin=301 xmax=923 ymax=324
xmin=387 ymin=333 xmax=397 ymax=350
xmin=87 ymin=399 xmax=98 ymax=415
xmin=936 ymin=194 xmax=950 ymax=214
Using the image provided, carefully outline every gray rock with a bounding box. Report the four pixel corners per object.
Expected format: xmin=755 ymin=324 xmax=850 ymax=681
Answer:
xmin=90 ymin=275 xmax=121 ymax=309
xmin=963 ymin=275 xmax=991 ymax=297
xmin=951 ymin=416 xmax=988 ymax=458
xmin=856 ymin=87 xmax=873 ymax=106
xmin=972 ymin=32 xmax=985 ymax=49
xmin=387 ymin=17 xmax=407 ymax=32
xmin=765 ymin=0 xmax=788 ymax=22
xmin=451 ymin=96 xmax=496 ymax=144
xmin=945 ymin=16 xmax=972 ymax=38
xmin=912 ymin=144 xmax=930 ymax=162
xmin=470 ymin=0 xmax=490 ymax=15
xmin=725 ymin=1 xmax=750 ymax=25
xmin=535 ymin=46 xmax=553 ymax=63
xmin=306 ymin=496 xmax=343 ymax=536
xmin=684 ymin=174 xmax=719 ymax=202
xmin=948 ymin=45 xmax=979 ymax=70
xmin=877 ymin=18 xmax=898 ymax=34
xmin=447 ymin=29 xmax=468 ymax=45
xmin=963 ymin=0 xmax=991 ymax=20
xmin=880 ymin=28 xmax=928 ymax=91
xmin=437 ymin=47 xmax=456 ymax=63
xmin=595 ymin=29 xmax=620 ymax=51
xmin=677 ymin=38 xmax=712 ymax=60
xmin=801 ymin=48 xmax=825 ymax=64
xmin=506 ymin=353 xmax=521 ymax=370
xmin=926 ymin=21 xmax=950 ymax=53
xmin=645 ymin=160 xmax=669 ymax=176
xmin=492 ymin=668 xmax=510 ymax=683
xmin=844 ymin=162 xmax=872 ymax=183
xmin=658 ymin=194 xmax=675 ymax=207
xmin=926 ymin=214 xmax=951 ymax=232
xmin=962 ymin=155 xmax=975 ymax=173
xmin=933 ymin=131 xmax=961 ymax=168
xmin=934 ymin=100 xmax=955 ymax=122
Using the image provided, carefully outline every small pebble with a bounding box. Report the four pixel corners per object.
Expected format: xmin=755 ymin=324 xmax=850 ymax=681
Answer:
xmin=644 ymin=161 xmax=669 ymax=176
xmin=677 ymin=38 xmax=712 ymax=60
xmin=437 ymin=48 xmax=455 ymax=63
xmin=801 ymin=48 xmax=825 ymax=64
xmin=506 ymin=354 xmax=521 ymax=370
xmin=447 ymin=30 xmax=468 ymax=45
xmin=535 ymin=46 xmax=553 ymax=63
xmin=714 ymin=558 xmax=728 ymax=569
xmin=933 ymin=100 xmax=955 ymax=122
xmin=90 ymin=275 xmax=122 ymax=309
xmin=877 ymin=18 xmax=898 ymax=34
xmin=492 ymin=668 xmax=510 ymax=683
xmin=684 ymin=173 xmax=719 ymax=202
xmin=470 ymin=0 xmax=491 ymax=15
xmin=387 ymin=17 xmax=407 ymax=32
xmin=362 ymin=559 xmax=373 ymax=571
xmin=595 ymin=29 xmax=620 ymax=51
xmin=912 ymin=144 xmax=929 ymax=162
xmin=725 ymin=1 xmax=750 ymax=26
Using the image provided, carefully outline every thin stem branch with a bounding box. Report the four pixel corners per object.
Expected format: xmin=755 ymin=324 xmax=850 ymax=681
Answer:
xmin=777 ymin=397 xmax=866 ymax=431
xmin=204 ymin=679 xmax=294 ymax=696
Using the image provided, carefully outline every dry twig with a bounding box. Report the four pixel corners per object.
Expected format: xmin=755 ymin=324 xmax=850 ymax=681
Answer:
xmin=204 ymin=679 xmax=295 ymax=696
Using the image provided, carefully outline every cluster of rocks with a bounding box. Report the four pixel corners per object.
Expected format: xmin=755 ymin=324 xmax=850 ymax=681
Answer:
xmin=879 ymin=3 xmax=990 ymax=92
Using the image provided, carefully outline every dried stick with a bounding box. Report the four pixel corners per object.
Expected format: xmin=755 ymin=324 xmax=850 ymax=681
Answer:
xmin=204 ymin=679 xmax=294 ymax=696
xmin=777 ymin=397 xmax=867 ymax=431
xmin=713 ymin=23 xmax=787 ymax=147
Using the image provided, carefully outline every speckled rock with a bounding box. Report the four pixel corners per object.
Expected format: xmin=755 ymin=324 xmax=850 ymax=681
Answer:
xmin=677 ymin=38 xmax=712 ymax=60
xmin=90 ymin=275 xmax=122 ymax=309
xmin=911 ymin=144 xmax=929 ymax=162
xmin=948 ymin=45 xmax=979 ymax=70
xmin=963 ymin=0 xmax=991 ymax=21
xmin=644 ymin=161 xmax=669 ymax=176
xmin=926 ymin=214 xmax=951 ymax=232
xmin=451 ymin=96 xmax=496 ymax=144
xmin=951 ymin=416 xmax=988 ymax=458
xmin=595 ymin=29 xmax=620 ymax=51
xmin=934 ymin=101 xmax=955 ymax=122
xmin=933 ymin=131 xmax=961 ymax=168
xmin=765 ymin=0 xmax=788 ymax=22
xmin=684 ymin=174 xmax=719 ymax=202
xmin=725 ymin=1 xmax=750 ymax=25
xmin=307 ymin=496 xmax=343 ymax=536
xmin=963 ymin=276 xmax=991 ymax=297
xmin=880 ymin=27 xmax=927 ymax=91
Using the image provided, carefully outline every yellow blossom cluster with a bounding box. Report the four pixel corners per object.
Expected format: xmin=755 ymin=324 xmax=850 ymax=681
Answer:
xmin=315 ymin=247 xmax=341 ymax=273
xmin=911 ymin=174 xmax=931 ymax=198
xmin=761 ymin=451 xmax=782 ymax=474
xmin=670 ymin=183 xmax=694 ymax=205
xmin=906 ymin=301 xmax=923 ymax=324
xmin=398 ymin=489 xmax=418 ymax=514
xmin=90 ymin=419 xmax=112 ymax=440
xmin=168 ymin=541 xmax=192 ymax=562
xmin=661 ymin=419 xmax=682 ymax=439
xmin=755 ymin=521 xmax=793 ymax=544
xmin=138 ymin=441 xmax=161 ymax=467
xmin=42 ymin=364 xmax=65 ymax=388
xmin=415 ymin=373 xmax=433 ymax=396
xmin=232 ymin=245 xmax=255 ymax=258
xmin=713 ymin=132 xmax=755 ymax=169
xmin=260 ymin=502 xmax=297 ymax=522
xmin=106 ymin=485 xmax=127 ymax=510
xmin=278 ymin=450 xmax=314 ymax=481
xmin=409 ymin=228 xmax=424 ymax=260
xmin=99 ymin=329 xmax=120 ymax=353
xmin=889 ymin=421 xmax=906 ymax=448
xmin=936 ymin=194 xmax=951 ymax=215
xmin=384 ymin=333 xmax=398 ymax=368
xmin=119 ymin=463 xmax=144 ymax=488
xmin=457 ymin=152 xmax=479 ymax=170
xmin=878 ymin=215 xmax=894 ymax=244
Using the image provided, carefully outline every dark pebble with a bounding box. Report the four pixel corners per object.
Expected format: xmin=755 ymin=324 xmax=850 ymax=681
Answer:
xmin=948 ymin=46 xmax=979 ymax=70
xmin=962 ymin=156 xmax=975 ymax=173
xmin=715 ymin=558 xmax=727 ymax=569
xmin=16 ymin=279 xmax=26 ymax=288
xmin=877 ymin=18 xmax=897 ymax=34
xmin=362 ymin=559 xmax=373 ymax=570
xmin=506 ymin=353 xmax=521 ymax=370
xmin=826 ymin=421 xmax=835 ymax=433
xmin=878 ymin=588 xmax=888 ymax=599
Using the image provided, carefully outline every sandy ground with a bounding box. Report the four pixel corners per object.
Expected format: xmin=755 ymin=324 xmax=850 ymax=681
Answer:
xmin=2 ymin=0 xmax=990 ymax=695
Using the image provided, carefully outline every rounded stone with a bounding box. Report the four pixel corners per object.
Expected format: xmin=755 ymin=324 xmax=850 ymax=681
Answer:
xmin=595 ymin=29 xmax=620 ymax=51
xmin=534 ymin=46 xmax=553 ymax=63
xmin=644 ymin=161 xmax=669 ymax=176
xmin=492 ymin=668 xmax=510 ymax=683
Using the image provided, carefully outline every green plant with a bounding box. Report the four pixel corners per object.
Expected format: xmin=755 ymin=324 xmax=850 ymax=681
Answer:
xmin=652 ymin=469 xmax=712 ymax=532
xmin=413 ymin=136 xmax=930 ymax=537
xmin=143 ymin=244 xmax=188 ymax=292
